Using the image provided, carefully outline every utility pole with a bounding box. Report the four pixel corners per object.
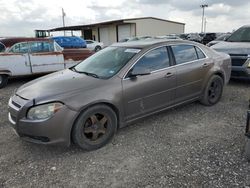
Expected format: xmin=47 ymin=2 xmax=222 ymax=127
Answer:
xmin=62 ymin=8 xmax=66 ymax=36
xmin=204 ymin=18 xmax=207 ymax=33
xmin=200 ymin=4 xmax=208 ymax=33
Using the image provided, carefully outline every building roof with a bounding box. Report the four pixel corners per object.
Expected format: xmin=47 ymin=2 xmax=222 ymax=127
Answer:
xmin=43 ymin=17 xmax=185 ymax=32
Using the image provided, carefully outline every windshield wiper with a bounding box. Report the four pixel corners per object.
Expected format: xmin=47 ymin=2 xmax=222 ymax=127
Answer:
xmin=80 ymin=71 xmax=99 ymax=78
xmin=70 ymin=67 xmax=100 ymax=78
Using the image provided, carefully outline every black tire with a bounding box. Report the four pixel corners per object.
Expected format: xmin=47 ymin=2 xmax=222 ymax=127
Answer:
xmin=200 ymin=75 xmax=224 ymax=106
xmin=0 ymin=75 xmax=8 ymax=89
xmin=245 ymin=138 xmax=250 ymax=162
xmin=72 ymin=105 xmax=117 ymax=150
xmin=95 ymin=46 xmax=101 ymax=52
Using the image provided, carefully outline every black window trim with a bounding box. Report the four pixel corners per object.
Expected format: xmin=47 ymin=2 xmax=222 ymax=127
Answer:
xmin=170 ymin=43 xmax=208 ymax=66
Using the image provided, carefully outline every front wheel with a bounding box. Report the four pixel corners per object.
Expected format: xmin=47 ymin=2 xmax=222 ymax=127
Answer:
xmin=200 ymin=75 xmax=224 ymax=106
xmin=0 ymin=75 xmax=8 ymax=89
xmin=245 ymin=138 xmax=250 ymax=162
xmin=72 ymin=105 xmax=117 ymax=150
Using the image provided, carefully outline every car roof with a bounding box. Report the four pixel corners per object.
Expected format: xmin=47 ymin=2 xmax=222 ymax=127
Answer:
xmin=112 ymin=39 xmax=193 ymax=49
xmin=0 ymin=37 xmax=52 ymax=48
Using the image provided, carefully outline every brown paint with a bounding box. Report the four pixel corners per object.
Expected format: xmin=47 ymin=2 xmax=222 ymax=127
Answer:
xmin=63 ymin=48 xmax=94 ymax=61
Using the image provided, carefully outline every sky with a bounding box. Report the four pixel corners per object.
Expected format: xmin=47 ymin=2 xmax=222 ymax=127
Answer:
xmin=0 ymin=0 xmax=250 ymax=37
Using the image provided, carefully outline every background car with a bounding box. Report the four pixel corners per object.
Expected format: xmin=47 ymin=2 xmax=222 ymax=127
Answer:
xmin=186 ymin=33 xmax=203 ymax=43
xmin=201 ymin=33 xmax=217 ymax=45
xmin=212 ymin=25 xmax=250 ymax=79
xmin=0 ymin=37 xmax=93 ymax=88
xmin=155 ymin=35 xmax=182 ymax=40
xmin=85 ymin=40 xmax=104 ymax=52
xmin=52 ymin=36 xmax=87 ymax=48
xmin=207 ymin=33 xmax=231 ymax=47
xmin=118 ymin=36 xmax=152 ymax=42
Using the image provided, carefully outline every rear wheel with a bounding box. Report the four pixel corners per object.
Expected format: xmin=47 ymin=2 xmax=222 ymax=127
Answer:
xmin=72 ymin=105 xmax=117 ymax=150
xmin=0 ymin=75 xmax=8 ymax=89
xmin=200 ymin=75 xmax=224 ymax=106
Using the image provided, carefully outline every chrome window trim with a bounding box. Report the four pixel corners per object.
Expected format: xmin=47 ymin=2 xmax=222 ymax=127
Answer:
xmin=122 ymin=43 xmax=209 ymax=80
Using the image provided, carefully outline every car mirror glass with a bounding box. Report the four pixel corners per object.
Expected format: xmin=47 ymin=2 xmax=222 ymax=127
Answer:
xmin=129 ymin=67 xmax=151 ymax=77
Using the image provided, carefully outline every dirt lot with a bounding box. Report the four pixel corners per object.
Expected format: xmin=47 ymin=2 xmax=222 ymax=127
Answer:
xmin=0 ymin=77 xmax=250 ymax=188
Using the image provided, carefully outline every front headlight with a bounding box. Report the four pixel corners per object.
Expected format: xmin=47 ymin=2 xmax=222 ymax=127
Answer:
xmin=27 ymin=102 xmax=63 ymax=120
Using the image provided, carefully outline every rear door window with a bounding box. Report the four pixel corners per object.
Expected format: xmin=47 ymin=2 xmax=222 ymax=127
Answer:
xmin=171 ymin=45 xmax=198 ymax=65
xmin=30 ymin=41 xmax=54 ymax=53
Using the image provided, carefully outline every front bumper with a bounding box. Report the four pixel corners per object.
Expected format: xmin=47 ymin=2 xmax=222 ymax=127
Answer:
xmin=8 ymin=95 xmax=78 ymax=146
xmin=246 ymin=111 xmax=250 ymax=138
xmin=231 ymin=66 xmax=250 ymax=79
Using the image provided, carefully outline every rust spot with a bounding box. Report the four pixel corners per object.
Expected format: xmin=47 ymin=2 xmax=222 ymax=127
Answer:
xmin=63 ymin=48 xmax=94 ymax=61
xmin=31 ymin=52 xmax=63 ymax=56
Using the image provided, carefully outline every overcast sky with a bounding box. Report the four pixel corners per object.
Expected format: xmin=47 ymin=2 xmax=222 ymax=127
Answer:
xmin=0 ymin=0 xmax=249 ymax=37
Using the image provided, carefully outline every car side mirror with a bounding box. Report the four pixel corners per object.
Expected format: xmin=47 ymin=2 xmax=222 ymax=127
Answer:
xmin=129 ymin=67 xmax=151 ymax=77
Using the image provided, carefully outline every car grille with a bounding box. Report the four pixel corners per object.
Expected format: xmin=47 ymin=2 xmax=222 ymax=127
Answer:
xmin=229 ymin=54 xmax=248 ymax=66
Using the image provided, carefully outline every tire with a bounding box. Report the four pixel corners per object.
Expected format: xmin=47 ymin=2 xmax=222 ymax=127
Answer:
xmin=200 ymin=75 xmax=224 ymax=106
xmin=0 ymin=75 xmax=8 ymax=89
xmin=245 ymin=138 xmax=250 ymax=162
xmin=72 ymin=105 xmax=117 ymax=150
xmin=95 ymin=46 xmax=101 ymax=52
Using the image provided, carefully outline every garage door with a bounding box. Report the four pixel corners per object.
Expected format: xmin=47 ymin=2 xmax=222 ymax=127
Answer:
xmin=99 ymin=27 xmax=110 ymax=46
xmin=118 ymin=24 xmax=132 ymax=41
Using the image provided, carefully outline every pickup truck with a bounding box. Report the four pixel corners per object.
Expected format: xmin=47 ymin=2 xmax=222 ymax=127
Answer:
xmin=0 ymin=37 xmax=93 ymax=88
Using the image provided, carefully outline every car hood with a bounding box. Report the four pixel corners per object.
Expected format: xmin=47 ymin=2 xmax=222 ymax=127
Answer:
xmin=212 ymin=41 xmax=250 ymax=54
xmin=16 ymin=69 xmax=105 ymax=100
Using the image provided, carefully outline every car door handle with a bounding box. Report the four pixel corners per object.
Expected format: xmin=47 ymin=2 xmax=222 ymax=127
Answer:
xmin=165 ymin=72 xmax=174 ymax=78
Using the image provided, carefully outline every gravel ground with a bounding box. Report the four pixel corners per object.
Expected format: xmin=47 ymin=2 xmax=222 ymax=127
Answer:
xmin=0 ymin=77 xmax=250 ymax=188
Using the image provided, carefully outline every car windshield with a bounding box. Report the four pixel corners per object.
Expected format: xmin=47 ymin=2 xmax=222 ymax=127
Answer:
xmin=0 ymin=42 xmax=5 ymax=52
xmin=72 ymin=46 xmax=140 ymax=79
xmin=227 ymin=27 xmax=250 ymax=42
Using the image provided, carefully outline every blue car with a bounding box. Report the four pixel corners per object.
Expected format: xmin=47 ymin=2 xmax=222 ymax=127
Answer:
xmin=52 ymin=36 xmax=87 ymax=48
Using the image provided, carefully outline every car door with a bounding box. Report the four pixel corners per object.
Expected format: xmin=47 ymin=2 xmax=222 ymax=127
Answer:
xmin=122 ymin=46 xmax=176 ymax=120
xmin=86 ymin=40 xmax=94 ymax=50
xmin=170 ymin=44 xmax=213 ymax=103
xmin=2 ymin=42 xmax=31 ymax=76
xmin=29 ymin=41 xmax=64 ymax=73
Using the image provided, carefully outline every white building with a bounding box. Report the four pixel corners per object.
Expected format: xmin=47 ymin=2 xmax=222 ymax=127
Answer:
xmin=41 ymin=17 xmax=185 ymax=46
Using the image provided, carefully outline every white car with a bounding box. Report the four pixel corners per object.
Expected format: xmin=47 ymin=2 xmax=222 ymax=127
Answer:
xmin=85 ymin=40 xmax=104 ymax=52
